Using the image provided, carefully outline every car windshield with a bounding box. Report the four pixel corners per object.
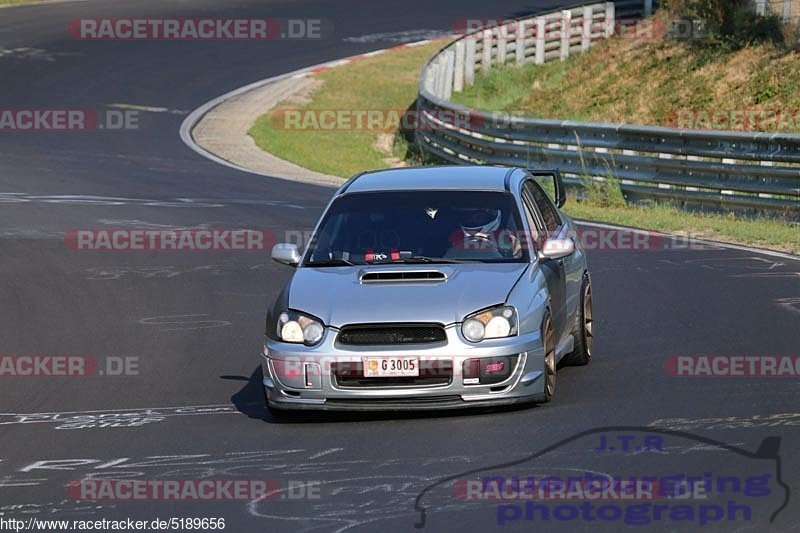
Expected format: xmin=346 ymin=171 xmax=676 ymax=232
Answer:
xmin=304 ymin=190 xmax=530 ymax=266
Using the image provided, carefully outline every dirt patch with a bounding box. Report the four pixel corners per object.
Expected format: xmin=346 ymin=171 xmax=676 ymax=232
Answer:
xmin=281 ymin=77 xmax=324 ymax=107
xmin=373 ymin=132 xmax=406 ymax=168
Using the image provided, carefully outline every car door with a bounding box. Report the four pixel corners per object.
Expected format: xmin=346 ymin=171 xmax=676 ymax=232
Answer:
xmin=522 ymin=179 xmax=568 ymax=342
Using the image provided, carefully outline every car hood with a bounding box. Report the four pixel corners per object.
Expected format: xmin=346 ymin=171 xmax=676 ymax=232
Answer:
xmin=288 ymin=263 xmax=530 ymax=327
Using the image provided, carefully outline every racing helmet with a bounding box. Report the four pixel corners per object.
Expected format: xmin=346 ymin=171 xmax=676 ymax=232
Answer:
xmin=460 ymin=208 xmax=502 ymax=237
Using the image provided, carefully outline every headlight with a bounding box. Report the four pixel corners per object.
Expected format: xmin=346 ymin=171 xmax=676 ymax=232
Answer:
xmin=277 ymin=310 xmax=324 ymax=345
xmin=462 ymin=305 xmax=517 ymax=342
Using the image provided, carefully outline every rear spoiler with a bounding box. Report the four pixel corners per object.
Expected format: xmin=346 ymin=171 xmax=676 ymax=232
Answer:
xmin=527 ymin=168 xmax=566 ymax=208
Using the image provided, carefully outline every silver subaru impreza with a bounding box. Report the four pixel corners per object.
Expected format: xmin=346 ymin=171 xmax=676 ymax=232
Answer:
xmin=262 ymin=166 xmax=592 ymax=413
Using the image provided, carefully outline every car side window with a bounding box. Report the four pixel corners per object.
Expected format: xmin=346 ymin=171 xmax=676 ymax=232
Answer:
xmin=524 ymin=180 xmax=562 ymax=235
xmin=521 ymin=190 xmax=549 ymax=255
xmin=519 ymin=193 xmax=541 ymax=243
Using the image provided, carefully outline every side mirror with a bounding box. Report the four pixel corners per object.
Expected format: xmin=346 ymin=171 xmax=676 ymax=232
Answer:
xmin=271 ymin=243 xmax=300 ymax=267
xmin=538 ymin=237 xmax=575 ymax=261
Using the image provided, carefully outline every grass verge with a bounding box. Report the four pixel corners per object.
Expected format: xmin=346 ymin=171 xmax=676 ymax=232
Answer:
xmin=249 ymin=41 xmax=445 ymax=178
xmin=565 ymin=202 xmax=799 ymax=255
xmin=452 ymin=14 xmax=800 ymax=132
xmin=247 ymin=37 xmax=799 ymax=256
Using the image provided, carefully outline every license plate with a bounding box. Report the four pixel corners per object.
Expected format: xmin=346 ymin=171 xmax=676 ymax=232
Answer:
xmin=363 ymin=356 xmax=420 ymax=377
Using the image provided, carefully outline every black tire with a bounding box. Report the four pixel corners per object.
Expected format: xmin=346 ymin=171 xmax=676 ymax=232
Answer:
xmin=542 ymin=314 xmax=556 ymax=403
xmin=563 ymin=273 xmax=593 ymax=366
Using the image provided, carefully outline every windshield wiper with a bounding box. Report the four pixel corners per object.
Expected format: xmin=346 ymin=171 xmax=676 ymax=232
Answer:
xmin=393 ymin=256 xmax=472 ymax=264
xmin=308 ymin=256 xmax=473 ymax=266
xmin=306 ymin=258 xmax=356 ymax=267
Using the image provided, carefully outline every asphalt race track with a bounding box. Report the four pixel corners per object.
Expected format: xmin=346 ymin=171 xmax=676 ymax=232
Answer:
xmin=0 ymin=1 xmax=799 ymax=531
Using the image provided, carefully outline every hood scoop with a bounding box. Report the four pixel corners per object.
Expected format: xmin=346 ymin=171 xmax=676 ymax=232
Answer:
xmin=359 ymin=270 xmax=447 ymax=283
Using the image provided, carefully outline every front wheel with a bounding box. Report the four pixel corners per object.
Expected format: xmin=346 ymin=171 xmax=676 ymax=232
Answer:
xmin=563 ymin=273 xmax=593 ymax=366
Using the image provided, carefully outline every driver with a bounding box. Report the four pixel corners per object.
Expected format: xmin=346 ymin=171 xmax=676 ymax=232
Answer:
xmin=452 ymin=208 xmax=521 ymax=258
xmin=461 ymin=208 xmax=502 ymax=245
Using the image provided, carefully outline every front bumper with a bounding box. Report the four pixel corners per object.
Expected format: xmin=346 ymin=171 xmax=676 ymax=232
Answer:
xmin=262 ymin=324 xmax=546 ymax=411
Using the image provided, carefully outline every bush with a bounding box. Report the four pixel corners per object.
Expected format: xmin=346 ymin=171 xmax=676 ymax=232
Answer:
xmin=579 ymin=175 xmax=626 ymax=207
xmin=662 ymin=0 xmax=785 ymax=49
xmin=780 ymin=21 xmax=800 ymax=51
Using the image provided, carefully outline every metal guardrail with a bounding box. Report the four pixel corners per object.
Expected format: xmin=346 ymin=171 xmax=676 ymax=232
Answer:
xmin=755 ymin=0 xmax=800 ymax=22
xmin=416 ymin=1 xmax=800 ymax=217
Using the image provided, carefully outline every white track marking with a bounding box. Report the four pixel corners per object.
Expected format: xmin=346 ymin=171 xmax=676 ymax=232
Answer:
xmin=649 ymin=413 xmax=800 ymax=431
xmin=342 ymin=30 xmax=450 ymax=44
xmin=309 ymin=448 xmax=344 ymax=460
xmin=0 ymin=404 xmax=252 ymax=430
xmin=0 ymin=192 xmax=311 ymax=209
xmin=775 ymin=297 xmax=800 ymax=315
xmin=360 ymin=50 xmax=386 ymax=57
xmin=138 ymin=314 xmax=232 ymax=331
xmin=107 ymin=103 xmax=187 ymax=115
xmin=0 ymin=0 xmax=87 ymax=8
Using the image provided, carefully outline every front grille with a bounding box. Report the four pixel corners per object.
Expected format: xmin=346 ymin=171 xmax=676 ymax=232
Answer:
xmin=332 ymin=360 xmax=453 ymax=389
xmin=337 ymin=324 xmax=446 ymax=346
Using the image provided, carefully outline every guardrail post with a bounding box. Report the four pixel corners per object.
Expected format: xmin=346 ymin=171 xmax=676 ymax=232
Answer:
xmin=443 ymin=49 xmax=455 ymax=100
xmin=428 ymin=63 xmax=439 ymax=96
xmin=481 ymin=29 xmax=493 ymax=71
xmin=465 ymin=38 xmax=476 ymax=85
xmin=497 ymin=24 xmax=508 ymax=65
xmin=535 ymin=17 xmax=546 ymax=64
xmin=644 ymin=0 xmax=653 ymax=17
xmin=436 ymin=55 xmax=448 ymax=97
xmin=515 ymin=20 xmax=526 ymax=64
xmin=582 ymin=6 xmax=592 ymax=50
xmin=605 ymin=2 xmax=615 ymax=37
xmin=560 ymin=10 xmax=572 ymax=61
xmin=424 ymin=64 xmax=436 ymax=93
xmin=453 ymin=41 xmax=465 ymax=92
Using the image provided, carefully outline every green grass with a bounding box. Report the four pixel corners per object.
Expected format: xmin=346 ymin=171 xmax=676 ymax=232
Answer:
xmin=565 ymin=201 xmax=799 ymax=255
xmin=249 ymin=41 xmax=446 ymax=178
xmin=248 ymin=33 xmax=799 ymax=256
xmin=452 ymin=17 xmax=800 ymax=132
xmin=0 ymin=0 xmax=43 ymax=5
